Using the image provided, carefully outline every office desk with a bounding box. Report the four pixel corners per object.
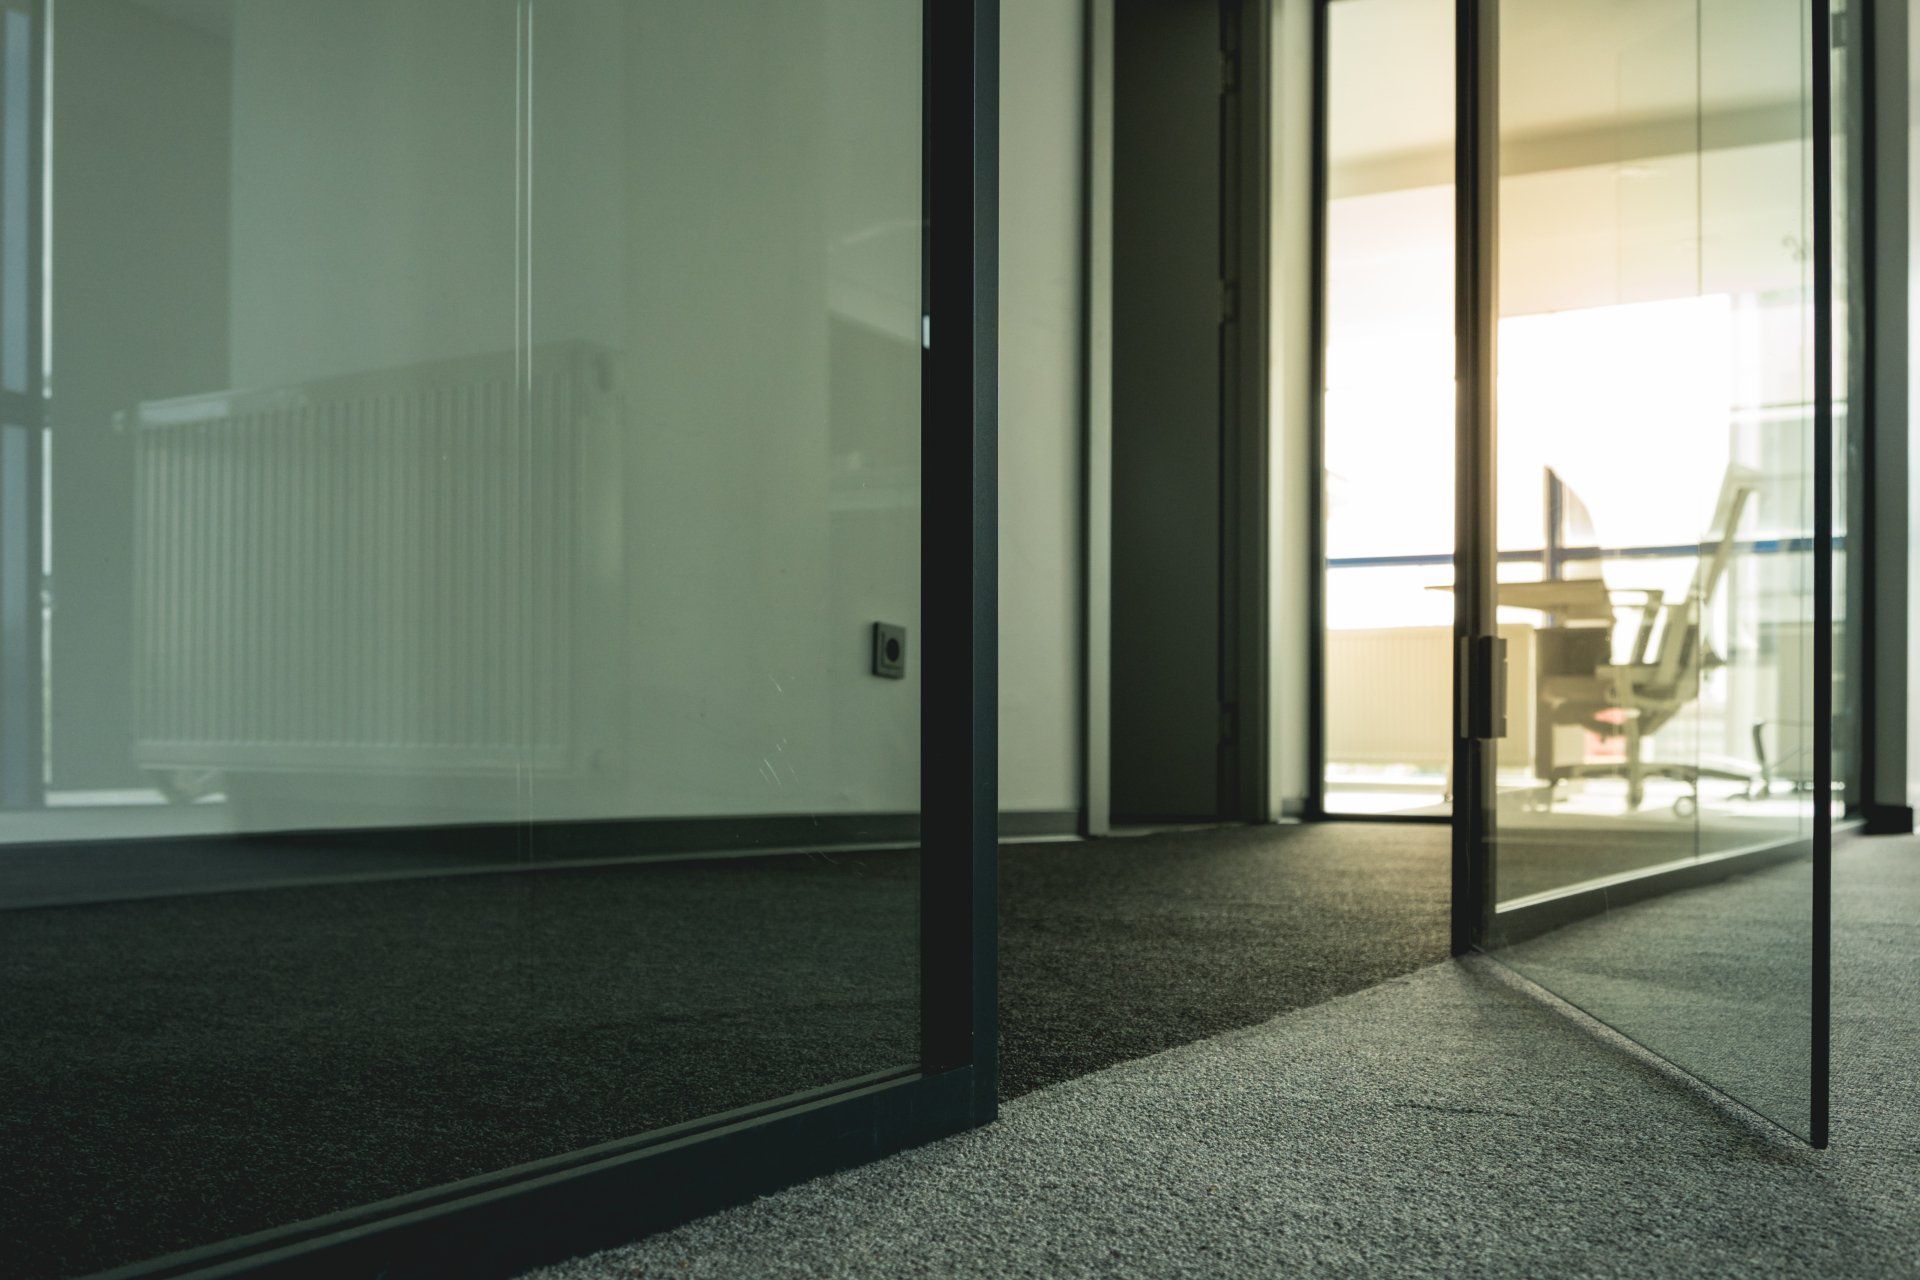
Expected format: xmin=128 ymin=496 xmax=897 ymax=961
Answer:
xmin=1425 ymin=576 xmax=1614 ymax=622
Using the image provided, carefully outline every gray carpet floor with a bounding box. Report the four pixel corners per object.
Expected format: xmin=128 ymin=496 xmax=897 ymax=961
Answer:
xmin=525 ymin=837 xmax=1920 ymax=1279
xmin=1496 ymin=855 xmax=1816 ymax=1136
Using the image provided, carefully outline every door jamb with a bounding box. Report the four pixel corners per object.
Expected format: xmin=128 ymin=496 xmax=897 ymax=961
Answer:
xmin=1082 ymin=0 xmax=1274 ymax=833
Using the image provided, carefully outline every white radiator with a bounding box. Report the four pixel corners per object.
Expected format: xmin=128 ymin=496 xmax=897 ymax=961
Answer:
xmin=131 ymin=344 xmax=614 ymax=781
xmin=1325 ymin=623 xmax=1535 ymax=773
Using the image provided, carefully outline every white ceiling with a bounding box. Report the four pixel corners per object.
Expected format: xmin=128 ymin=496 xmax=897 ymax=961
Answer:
xmin=1329 ymin=0 xmax=1808 ymax=173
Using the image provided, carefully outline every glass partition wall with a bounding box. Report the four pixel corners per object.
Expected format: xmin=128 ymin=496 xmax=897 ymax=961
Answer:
xmin=1476 ymin=0 xmax=1837 ymax=1143
xmin=0 ymin=3 xmax=993 ymax=1276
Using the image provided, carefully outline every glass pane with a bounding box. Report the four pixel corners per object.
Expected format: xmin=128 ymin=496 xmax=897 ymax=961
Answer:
xmin=1321 ymin=0 xmax=1456 ymax=816
xmin=0 ymin=2 xmax=922 ymax=1275
xmin=523 ymin=0 xmax=922 ymax=1132
xmin=1485 ymin=0 xmax=1824 ymax=1139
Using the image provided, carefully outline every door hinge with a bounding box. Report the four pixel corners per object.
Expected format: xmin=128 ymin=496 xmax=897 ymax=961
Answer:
xmin=1831 ymin=9 xmax=1849 ymax=50
xmin=1457 ymin=634 xmax=1508 ymax=740
xmin=1219 ymin=703 xmax=1238 ymax=745
xmin=1219 ymin=280 xmax=1239 ymax=323
xmin=1220 ymin=50 xmax=1239 ymax=95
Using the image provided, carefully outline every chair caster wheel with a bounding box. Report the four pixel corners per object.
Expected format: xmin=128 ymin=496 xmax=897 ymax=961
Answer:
xmin=1673 ymin=795 xmax=1697 ymax=819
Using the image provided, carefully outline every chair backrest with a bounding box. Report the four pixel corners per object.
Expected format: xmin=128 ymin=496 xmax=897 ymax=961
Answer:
xmin=1546 ymin=467 xmax=1605 ymax=582
xmin=1648 ymin=464 xmax=1761 ymax=690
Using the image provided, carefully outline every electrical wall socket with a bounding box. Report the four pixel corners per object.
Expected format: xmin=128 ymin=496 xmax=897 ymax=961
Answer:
xmin=871 ymin=622 xmax=907 ymax=679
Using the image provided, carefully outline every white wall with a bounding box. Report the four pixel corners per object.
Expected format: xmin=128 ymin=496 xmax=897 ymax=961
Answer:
xmin=998 ymin=0 xmax=1088 ymax=817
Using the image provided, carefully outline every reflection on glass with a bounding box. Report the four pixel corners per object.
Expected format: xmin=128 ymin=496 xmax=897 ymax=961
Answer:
xmin=1320 ymin=0 xmax=1456 ymax=816
xmin=0 ymin=2 xmax=921 ymax=1275
xmin=1485 ymin=0 xmax=1825 ymax=1139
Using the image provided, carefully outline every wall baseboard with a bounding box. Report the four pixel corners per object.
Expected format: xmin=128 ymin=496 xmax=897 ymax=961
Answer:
xmin=1863 ymin=802 xmax=1916 ymax=836
xmin=999 ymin=809 xmax=1082 ymax=839
xmin=6 ymin=811 xmax=1102 ymax=863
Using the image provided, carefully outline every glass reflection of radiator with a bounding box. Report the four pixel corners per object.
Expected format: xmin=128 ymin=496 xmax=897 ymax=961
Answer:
xmin=1326 ymin=623 xmax=1535 ymax=774
xmin=130 ymin=344 xmax=616 ymax=793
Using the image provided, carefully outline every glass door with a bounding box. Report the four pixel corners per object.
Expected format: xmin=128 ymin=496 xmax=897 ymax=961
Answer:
xmin=1461 ymin=0 xmax=1837 ymax=1143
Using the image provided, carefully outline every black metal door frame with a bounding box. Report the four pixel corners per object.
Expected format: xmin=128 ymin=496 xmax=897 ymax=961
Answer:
xmin=1450 ymin=0 xmax=1499 ymax=954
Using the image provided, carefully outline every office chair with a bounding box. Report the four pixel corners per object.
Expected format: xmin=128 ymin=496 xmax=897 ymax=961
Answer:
xmin=1535 ymin=464 xmax=1762 ymax=813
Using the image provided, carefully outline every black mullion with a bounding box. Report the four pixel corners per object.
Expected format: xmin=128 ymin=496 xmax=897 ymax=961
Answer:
xmin=1306 ymin=0 xmax=1330 ymax=822
xmin=1810 ymin=0 xmax=1835 ymax=1154
xmin=1217 ymin=0 xmax=1239 ymax=819
xmin=1451 ymin=0 xmax=1498 ymax=954
xmin=918 ymin=0 xmax=999 ymax=1123
xmin=1844 ymin=0 xmax=1871 ymax=818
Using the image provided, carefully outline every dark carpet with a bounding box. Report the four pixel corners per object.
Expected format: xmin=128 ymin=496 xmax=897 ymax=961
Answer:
xmin=997 ymin=822 xmax=1450 ymax=1098
xmin=0 ymin=822 xmax=1456 ymax=1278
xmin=1 ymin=851 xmax=922 ymax=1280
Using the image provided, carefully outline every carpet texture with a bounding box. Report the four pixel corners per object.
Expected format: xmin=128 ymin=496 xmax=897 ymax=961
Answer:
xmin=0 ymin=852 xmax=921 ymax=1280
xmin=1 ymin=822 xmax=1456 ymax=1277
xmin=1496 ymin=855 xmax=1817 ymax=1135
xmin=997 ymin=823 xmax=1450 ymax=1099
xmin=10 ymin=821 xmax=1879 ymax=1278
xmin=524 ymin=838 xmax=1920 ymax=1280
